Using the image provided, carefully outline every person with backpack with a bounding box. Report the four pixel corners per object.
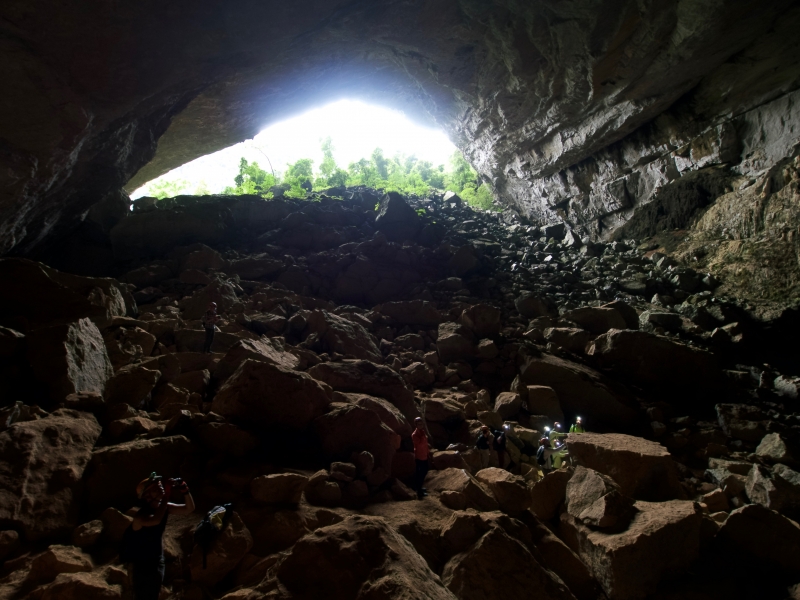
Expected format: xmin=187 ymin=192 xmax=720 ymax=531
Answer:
xmin=123 ymin=473 xmax=195 ymax=600
xmin=202 ymin=302 xmax=220 ymax=353
xmin=569 ymin=417 xmax=585 ymax=433
xmin=475 ymin=425 xmax=494 ymax=469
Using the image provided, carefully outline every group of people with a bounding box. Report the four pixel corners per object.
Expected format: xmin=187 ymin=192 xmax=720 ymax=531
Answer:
xmin=536 ymin=417 xmax=585 ymax=471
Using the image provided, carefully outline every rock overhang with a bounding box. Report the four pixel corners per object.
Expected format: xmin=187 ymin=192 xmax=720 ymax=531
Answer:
xmin=1 ymin=0 xmax=799 ymax=256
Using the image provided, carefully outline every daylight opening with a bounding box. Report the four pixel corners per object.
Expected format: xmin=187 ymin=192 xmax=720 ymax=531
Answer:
xmin=130 ymin=99 xmax=494 ymax=209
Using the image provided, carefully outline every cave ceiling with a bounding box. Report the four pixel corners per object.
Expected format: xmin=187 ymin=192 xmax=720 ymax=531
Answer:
xmin=1 ymin=0 xmax=799 ymax=255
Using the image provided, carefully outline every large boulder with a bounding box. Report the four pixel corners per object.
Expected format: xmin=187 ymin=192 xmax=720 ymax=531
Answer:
xmin=104 ymin=364 xmax=160 ymax=406
xmin=374 ymin=192 xmax=421 ymax=242
xmin=437 ymin=321 xmax=476 ymax=364
xmin=442 ymin=527 xmax=576 ymax=600
xmin=313 ymin=404 xmax=401 ymax=472
xmin=214 ymin=337 xmax=300 ymax=382
xmin=189 ymin=511 xmax=253 ymax=586
xmin=561 ymin=306 xmax=629 ymax=334
xmin=27 ymin=319 xmax=113 ymax=402
xmin=84 ymin=435 xmax=194 ymax=512
xmin=275 ymin=515 xmax=456 ymax=599
xmin=519 ymin=354 xmax=638 ymax=428
xmin=338 ymin=392 xmax=412 ymax=437
xmin=460 ymin=304 xmax=501 ymax=337
xmin=526 ymin=385 xmax=564 ymax=422
xmin=587 ymin=329 xmax=722 ymax=393
xmin=565 ymin=466 xmax=635 ymax=530
xmin=531 ymin=470 xmax=573 ymax=520
xmin=717 ymin=504 xmax=800 ymax=574
xmin=39 ymin=571 xmax=122 ymax=600
xmin=307 ymin=360 xmax=419 ymax=422
xmin=213 ymin=359 xmax=332 ymax=429
xmin=179 ymin=279 xmax=240 ymax=320
xmin=560 ymin=500 xmax=703 ymax=600
xmin=494 ymin=392 xmax=522 ymax=420
xmin=0 ymin=410 xmax=101 ymax=541
xmin=302 ymin=310 xmax=382 ymax=362
xmin=475 ymin=468 xmax=532 ymax=515
xmin=515 ymin=292 xmax=556 ymax=318
xmin=567 ymin=433 xmax=684 ymax=500
xmin=425 ymin=468 xmax=499 ymax=511
xmin=0 ymin=258 xmax=131 ymax=330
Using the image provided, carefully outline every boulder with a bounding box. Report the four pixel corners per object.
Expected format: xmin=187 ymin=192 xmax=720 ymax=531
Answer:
xmin=179 ymin=279 xmax=240 ymax=320
xmin=213 ymin=359 xmax=332 ymax=429
xmin=39 ymin=571 xmax=122 ymax=600
xmin=27 ymin=319 xmax=113 ymax=402
xmin=587 ymin=329 xmax=721 ymax=393
xmin=437 ymin=322 xmax=476 ymax=364
xmin=560 ymin=500 xmax=702 ymax=600
xmin=377 ymin=300 xmax=442 ymax=326
xmin=314 ymin=404 xmax=401 ymax=472
xmin=0 ymin=530 xmax=20 ymax=561
xmin=0 ymin=326 xmax=24 ymax=359
xmin=0 ymin=258 xmax=130 ymax=330
xmin=745 ymin=463 xmax=800 ymax=516
xmin=530 ymin=470 xmax=573 ymax=520
xmin=544 ymin=328 xmax=593 ymax=353
xmin=302 ymin=310 xmax=382 ymax=362
xmin=214 ymin=337 xmax=300 ymax=382
xmin=561 ymin=306 xmax=628 ymax=334
xmin=566 ymin=433 xmax=684 ymax=500
xmin=449 ymin=245 xmax=479 ymax=276
xmin=251 ymin=473 xmax=308 ymax=504
xmin=718 ymin=504 xmax=800 ymax=574
xmin=460 ymin=304 xmax=501 ymax=337
xmin=374 ymin=192 xmax=421 ymax=242
xmin=475 ymin=468 xmax=532 ymax=515
xmin=304 ymin=474 xmax=342 ymax=507
xmin=189 ymin=512 xmax=253 ymax=586
xmin=565 ymin=466 xmax=635 ymax=530
xmin=72 ymin=520 xmax=103 ymax=548
xmin=423 ymin=398 xmax=465 ymax=423
xmin=431 ymin=451 xmax=471 ymax=471
xmin=339 ymin=393 xmax=412 ymax=437
xmin=494 ymin=392 xmax=522 ymax=420
xmin=275 ymin=515 xmax=456 ymax=599
xmin=308 ymin=360 xmax=419 ymax=422
xmin=104 ymin=364 xmax=160 ymax=406
xmin=194 ymin=421 xmax=258 ymax=457
xmin=515 ymin=292 xmax=556 ymax=318
xmin=227 ymin=255 xmax=284 ymax=280
xmin=425 ymin=468 xmax=499 ymax=511
xmin=519 ymin=354 xmax=638 ymax=428
xmin=28 ymin=544 xmax=93 ymax=583
xmin=0 ymin=410 xmax=101 ymax=541
xmin=84 ymin=435 xmax=193 ymax=511
xmin=526 ymin=385 xmax=564 ymax=422
xmin=401 ymin=362 xmax=436 ymax=388
xmin=756 ymin=433 xmax=797 ymax=466
xmin=442 ymin=527 xmax=576 ymax=600
xmin=715 ymin=404 xmax=768 ymax=442
xmin=102 ymin=326 xmax=157 ymax=369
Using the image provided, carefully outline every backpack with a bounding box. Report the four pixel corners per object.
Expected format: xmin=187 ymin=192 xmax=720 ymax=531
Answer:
xmin=194 ymin=504 xmax=233 ymax=569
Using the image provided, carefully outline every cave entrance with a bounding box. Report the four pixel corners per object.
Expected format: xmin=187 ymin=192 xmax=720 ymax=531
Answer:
xmin=129 ymin=99 xmax=457 ymax=200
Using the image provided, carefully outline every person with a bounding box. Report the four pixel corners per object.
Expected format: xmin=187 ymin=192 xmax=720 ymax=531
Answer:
xmin=201 ymin=302 xmax=219 ymax=354
xmin=128 ymin=473 xmax=195 ymax=600
xmin=550 ymin=437 xmax=569 ymax=469
xmin=493 ymin=425 xmax=508 ymax=470
xmin=548 ymin=422 xmax=567 ymax=445
xmin=475 ymin=426 xmax=494 ymax=469
xmin=536 ymin=437 xmax=551 ymax=471
xmin=570 ymin=417 xmax=585 ymax=433
xmin=411 ymin=417 xmax=430 ymax=500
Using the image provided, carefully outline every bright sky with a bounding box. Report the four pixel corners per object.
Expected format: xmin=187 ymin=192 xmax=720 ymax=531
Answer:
xmin=130 ymin=99 xmax=458 ymax=198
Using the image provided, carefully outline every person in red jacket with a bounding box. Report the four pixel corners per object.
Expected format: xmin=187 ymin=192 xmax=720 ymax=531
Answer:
xmin=411 ymin=417 xmax=430 ymax=500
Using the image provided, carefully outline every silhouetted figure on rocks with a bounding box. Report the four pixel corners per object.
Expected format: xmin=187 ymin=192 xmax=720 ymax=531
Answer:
xmin=202 ymin=302 xmax=219 ymax=353
xmin=411 ymin=417 xmax=430 ymax=499
xmin=125 ymin=474 xmax=195 ymax=600
xmin=475 ymin=425 xmax=494 ymax=469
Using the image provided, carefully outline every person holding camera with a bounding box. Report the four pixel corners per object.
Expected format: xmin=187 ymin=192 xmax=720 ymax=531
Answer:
xmin=128 ymin=473 xmax=195 ymax=600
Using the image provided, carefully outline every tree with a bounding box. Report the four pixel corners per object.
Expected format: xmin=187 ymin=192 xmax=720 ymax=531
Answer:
xmin=320 ymin=137 xmax=337 ymax=178
xmin=371 ymin=148 xmax=389 ymax=180
xmin=230 ymin=158 xmax=276 ymax=196
xmin=143 ymin=178 xmax=192 ymax=199
xmin=446 ymin=151 xmax=476 ymax=193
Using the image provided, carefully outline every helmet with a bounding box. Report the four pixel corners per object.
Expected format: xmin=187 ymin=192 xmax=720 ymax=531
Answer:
xmin=544 ymin=426 xmax=551 ymax=432
xmin=576 ymin=416 xmax=582 ymax=423
xmin=136 ymin=472 xmax=162 ymax=499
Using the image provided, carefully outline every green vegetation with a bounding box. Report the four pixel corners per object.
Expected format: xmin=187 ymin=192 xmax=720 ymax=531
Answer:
xmin=223 ymin=138 xmax=498 ymax=211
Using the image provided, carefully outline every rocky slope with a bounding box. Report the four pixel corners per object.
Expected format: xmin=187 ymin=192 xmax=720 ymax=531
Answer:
xmin=0 ymin=190 xmax=799 ymax=600
xmin=2 ymin=0 xmax=800 ymax=257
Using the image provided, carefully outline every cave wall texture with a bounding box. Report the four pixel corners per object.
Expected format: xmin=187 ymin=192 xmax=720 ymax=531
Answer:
xmin=2 ymin=0 xmax=800 ymax=256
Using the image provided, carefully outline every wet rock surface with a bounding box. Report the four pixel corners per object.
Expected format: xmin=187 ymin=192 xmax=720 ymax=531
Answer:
xmin=0 ymin=191 xmax=798 ymax=600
